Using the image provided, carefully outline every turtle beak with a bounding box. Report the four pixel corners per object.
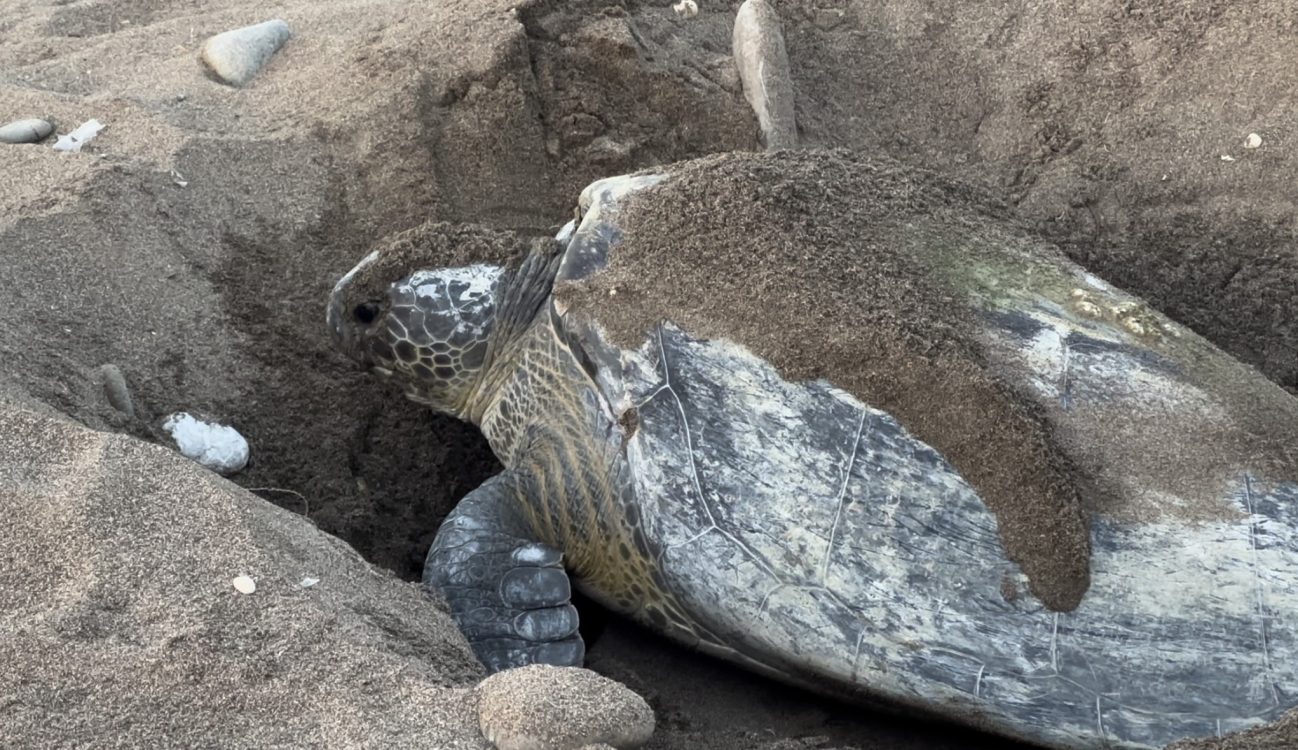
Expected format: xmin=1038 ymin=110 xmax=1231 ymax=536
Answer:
xmin=326 ymin=296 xmax=347 ymax=349
xmin=327 ymin=249 xmax=381 ymax=357
xmin=328 ymin=305 xmax=391 ymax=378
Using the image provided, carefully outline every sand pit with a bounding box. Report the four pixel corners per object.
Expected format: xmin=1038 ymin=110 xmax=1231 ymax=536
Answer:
xmin=3 ymin=0 xmax=1296 ymax=747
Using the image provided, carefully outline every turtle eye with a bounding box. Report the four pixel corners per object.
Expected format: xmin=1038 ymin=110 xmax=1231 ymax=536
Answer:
xmin=353 ymin=301 xmax=381 ymax=325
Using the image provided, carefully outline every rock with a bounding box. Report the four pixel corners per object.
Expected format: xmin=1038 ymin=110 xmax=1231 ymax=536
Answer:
xmin=163 ymin=412 xmax=249 ymax=475
xmin=476 ymin=665 xmax=654 ymax=750
xmin=97 ymin=364 xmax=134 ymax=418
xmin=732 ymin=0 xmax=798 ymax=150
xmin=200 ymin=20 xmax=291 ymax=86
xmin=0 ymin=118 xmax=54 ymax=144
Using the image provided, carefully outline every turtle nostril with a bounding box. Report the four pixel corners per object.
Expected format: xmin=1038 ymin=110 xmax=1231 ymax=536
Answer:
xmin=353 ymin=301 xmax=381 ymax=325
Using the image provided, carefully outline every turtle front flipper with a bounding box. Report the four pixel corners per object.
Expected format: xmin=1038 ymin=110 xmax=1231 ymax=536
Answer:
xmin=426 ymin=473 xmax=584 ymax=673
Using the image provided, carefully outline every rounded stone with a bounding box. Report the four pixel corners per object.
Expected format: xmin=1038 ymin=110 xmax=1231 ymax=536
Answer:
xmin=732 ymin=0 xmax=798 ymax=150
xmin=0 ymin=118 xmax=54 ymax=145
xmin=97 ymin=364 xmax=134 ymax=418
xmin=200 ymin=20 xmax=291 ymax=87
xmin=476 ymin=665 xmax=654 ymax=750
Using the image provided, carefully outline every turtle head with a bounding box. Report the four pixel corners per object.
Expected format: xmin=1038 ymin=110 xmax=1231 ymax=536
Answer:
xmin=329 ymin=251 xmax=506 ymax=419
xmin=329 ymin=239 xmax=562 ymax=422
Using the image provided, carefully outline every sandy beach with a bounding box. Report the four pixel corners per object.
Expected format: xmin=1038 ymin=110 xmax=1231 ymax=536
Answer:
xmin=3 ymin=0 xmax=1296 ymax=747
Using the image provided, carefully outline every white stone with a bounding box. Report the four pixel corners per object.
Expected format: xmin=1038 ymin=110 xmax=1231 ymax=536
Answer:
xmin=201 ymin=20 xmax=291 ymax=86
xmin=232 ymin=575 xmax=256 ymax=594
xmin=164 ymin=413 xmax=249 ymax=475
xmin=0 ymin=118 xmax=53 ymax=144
xmin=1245 ymin=132 xmax=1262 ymax=149
xmin=672 ymin=0 xmax=699 ymax=19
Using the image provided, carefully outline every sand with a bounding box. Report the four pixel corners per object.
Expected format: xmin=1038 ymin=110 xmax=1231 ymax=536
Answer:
xmin=2 ymin=0 xmax=1296 ymax=747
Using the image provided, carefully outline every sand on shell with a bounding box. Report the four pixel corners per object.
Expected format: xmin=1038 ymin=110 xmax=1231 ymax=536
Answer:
xmin=3 ymin=0 xmax=1297 ymax=747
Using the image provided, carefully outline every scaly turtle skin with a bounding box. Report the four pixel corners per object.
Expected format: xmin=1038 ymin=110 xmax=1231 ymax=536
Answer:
xmin=328 ymin=156 xmax=1298 ymax=750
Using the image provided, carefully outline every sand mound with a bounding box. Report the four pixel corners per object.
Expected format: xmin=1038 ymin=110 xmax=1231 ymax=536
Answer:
xmin=0 ymin=403 xmax=486 ymax=747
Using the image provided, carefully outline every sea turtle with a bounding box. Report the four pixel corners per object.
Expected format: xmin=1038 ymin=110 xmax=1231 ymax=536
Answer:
xmin=327 ymin=151 xmax=1298 ymax=750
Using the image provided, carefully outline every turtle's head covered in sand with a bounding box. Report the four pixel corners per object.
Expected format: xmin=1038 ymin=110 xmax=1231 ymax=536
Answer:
xmin=328 ymin=243 xmax=561 ymax=420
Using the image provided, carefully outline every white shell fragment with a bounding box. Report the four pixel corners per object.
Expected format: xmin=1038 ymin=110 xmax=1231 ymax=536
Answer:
xmin=0 ymin=118 xmax=54 ymax=144
xmin=52 ymin=119 xmax=105 ymax=153
xmin=232 ymin=576 xmax=257 ymax=595
xmin=300 ymin=577 xmax=319 ymax=588
xmin=672 ymin=0 xmax=699 ymax=19
xmin=164 ymin=412 xmax=250 ymax=475
xmin=200 ymin=19 xmax=291 ymax=86
xmin=1245 ymin=132 xmax=1262 ymax=149
xmin=733 ymin=0 xmax=798 ymax=150
xmin=1220 ymin=154 xmax=1236 ymax=162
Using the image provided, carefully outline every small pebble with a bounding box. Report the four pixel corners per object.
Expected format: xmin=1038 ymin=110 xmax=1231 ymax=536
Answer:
xmin=477 ymin=665 xmax=654 ymax=750
xmin=233 ymin=576 xmax=257 ymax=594
xmin=97 ymin=364 xmax=134 ymax=418
xmin=672 ymin=0 xmax=699 ymax=19
xmin=300 ymin=577 xmax=319 ymax=588
xmin=0 ymin=118 xmax=54 ymax=144
xmin=1245 ymin=132 xmax=1262 ymax=149
xmin=164 ymin=412 xmax=250 ymax=475
xmin=200 ymin=20 xmax=291 ymax=86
